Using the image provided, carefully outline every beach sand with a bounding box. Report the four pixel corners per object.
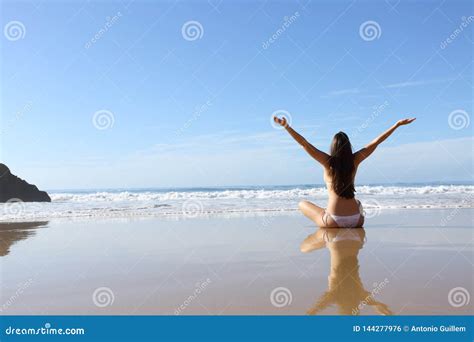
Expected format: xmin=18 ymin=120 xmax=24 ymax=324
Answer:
xmin=0 ymin=209 xmax=472 ymax=315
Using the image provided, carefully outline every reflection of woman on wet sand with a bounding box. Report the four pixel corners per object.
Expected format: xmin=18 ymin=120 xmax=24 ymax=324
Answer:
xmin=301 ymin=228 xmax=392 ymax=315
xmin=274 ymin=116 xmax=416 ymax=227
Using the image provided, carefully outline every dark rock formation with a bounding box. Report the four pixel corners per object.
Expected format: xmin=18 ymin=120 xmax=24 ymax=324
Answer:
xmin=0 ymin=164 xmax=51 ymax=202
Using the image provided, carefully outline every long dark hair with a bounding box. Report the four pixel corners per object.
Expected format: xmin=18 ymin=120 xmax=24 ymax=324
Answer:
xmin=329 ymin=132 xmax=355 ymax=199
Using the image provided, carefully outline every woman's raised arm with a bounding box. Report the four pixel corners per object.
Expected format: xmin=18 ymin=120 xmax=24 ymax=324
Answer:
xmin=354 ymin=118 xmax=416 ymax=166
xmin=274 ymin=116 xmax=330 ymax=167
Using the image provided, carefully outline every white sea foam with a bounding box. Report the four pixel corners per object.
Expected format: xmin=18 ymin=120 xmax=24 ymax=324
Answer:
xmin=0 ymin=185 xmax=472 ymax=221
xmin=49 ymin=185 xmax=473 ymax=202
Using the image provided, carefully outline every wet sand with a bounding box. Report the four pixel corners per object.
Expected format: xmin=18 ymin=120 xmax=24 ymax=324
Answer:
xmin=0 ymin=209 xmax=472 ymax=315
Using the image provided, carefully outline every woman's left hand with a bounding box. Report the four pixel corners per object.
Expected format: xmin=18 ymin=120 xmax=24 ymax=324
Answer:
xmin=396 ymin=118 xmax=416 ymax=127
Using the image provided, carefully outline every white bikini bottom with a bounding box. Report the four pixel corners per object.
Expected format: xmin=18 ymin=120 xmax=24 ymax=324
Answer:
xmin=323 ymin=200 xmax=364 ymax=228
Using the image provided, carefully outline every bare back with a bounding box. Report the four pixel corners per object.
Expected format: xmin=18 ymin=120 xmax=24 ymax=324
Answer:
xmin=323 ymin=159 xmax=360 ymax=216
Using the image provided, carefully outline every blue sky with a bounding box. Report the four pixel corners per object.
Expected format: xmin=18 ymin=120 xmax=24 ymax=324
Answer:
xmin=1 ymin=0 xmax=472 ymax=189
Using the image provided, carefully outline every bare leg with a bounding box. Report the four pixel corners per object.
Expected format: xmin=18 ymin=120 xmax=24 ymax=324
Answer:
xmin=298 ymin=200 xmax=337 ymax=227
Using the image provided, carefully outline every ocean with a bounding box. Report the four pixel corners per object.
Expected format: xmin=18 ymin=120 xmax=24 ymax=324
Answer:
xmin=0 ymin=183 xmax=472 ymax=221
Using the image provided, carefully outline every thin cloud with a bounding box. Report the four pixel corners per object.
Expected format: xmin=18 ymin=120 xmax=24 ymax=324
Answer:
xmin=321 ymin=87 xmax=362 ymax=98
xmin=324 ymin=78 xmax=456 ymax=97
xmin=382 ymin=78 xmax=456 ymax=89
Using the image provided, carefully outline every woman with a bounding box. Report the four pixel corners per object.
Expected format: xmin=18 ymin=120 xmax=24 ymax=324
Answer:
xmin=274 ymin=116 xmax=416 ymax=227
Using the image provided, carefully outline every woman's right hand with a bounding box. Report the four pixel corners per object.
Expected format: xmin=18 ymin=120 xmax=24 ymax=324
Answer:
xmin=273 ymin=116 xmax=289 ymax=128
xmin=396 ymin=118 xmax=416 ymax=127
